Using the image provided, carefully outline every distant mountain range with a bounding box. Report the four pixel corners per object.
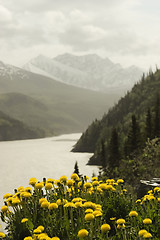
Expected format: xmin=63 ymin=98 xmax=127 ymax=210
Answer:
xmin=0 ymin=60 xmax=120 ymax=136
xmin=23 ymin=53 xmax=143 ymax=95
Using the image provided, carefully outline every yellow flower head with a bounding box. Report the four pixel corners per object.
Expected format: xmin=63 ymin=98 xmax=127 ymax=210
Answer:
xmin=85 ymin=213 xmax=95 ymax=221
xmin=41 ymin=201 xmax=49 ymax=208
xmin=21 ymin=218 xmax=28 ymax=223
xmin=143 ymin=232 xmax=152 ymax=238
xmin=29 ymin=177 xmax=37 ymax=186
xmin=3 ymin=193 xmax=13 ymax=199
xmin=84 ymin=182 xmax=92 ymax=188
xmin=45 ymin=183 xmax=53 ymax=190
xmin=1 ymin=205 xmax=8 ymax=213
xmin=0 ymin=232 xmax=5 ymax=238
xmin=46 ymin=178 xmax=55 ymax=184
xmin=117 ymin=179 xmax=124 ymax=184
xmin=116 ymin=218 xmax=125 ymax=225
xmin=85 ymin=208 xmax=93 ymax=213
xmin=71 ymin=173 xmax=79 ymax=181
xmin=91 ymin=177 xmax=98 ymax=181
xmin=18 ymin=186 xmax=25 ymax=192
xmin=37 ymin=225 xmax=44 ymax=232
xmin=75 ymin=202 xmax=83 ymax=208
xmin=129 ymin=211 xmax=138 ymax=217
xmin=143 ymin=218 xmax=152 ymax=225
xmin=60 ymin=175 xmax=68 ymax=182
xmin=39 ymin=198 xmax=47 ymax=205
xmin=35 ymin=182 xmax=44 ymax=189
xmin=64 ymin=202 xmax=75 ymax=208
xmin=138 ymin=229 xmax=148 ymax=237
xmin=101 ymin=224 xmax=111 ymax=232
xmin=33 ymin=228 xmax=41 ymax=234
xmin=25 ymin=187 xmax=32 ymax=194
xmin=78 ymin=229 xmax=89 ymax=238
xmin=51 ymin=237 xmax=60 ymax=240
xmin=93 ymin=210 xmax=102 ymax=217
xmin=24 ymin=237 xmax=33 ymax=240
xmin=92 ymin=181 xmax=99 ymax=186
xmin=117 ymin=224 xmax=125 ymax=229
xmin=67 ymin=180 xmax=74 ymax=187
xmin=48 ymin=203 xmax=58 ymax=210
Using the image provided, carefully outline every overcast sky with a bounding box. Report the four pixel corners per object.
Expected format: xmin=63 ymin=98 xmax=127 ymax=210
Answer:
xmin=0 ymin=0 xmax=160 ymax=70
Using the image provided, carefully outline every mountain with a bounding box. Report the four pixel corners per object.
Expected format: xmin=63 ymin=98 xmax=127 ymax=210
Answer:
xmin=72 ymin=69 xmax=160 ymax=167
xmin=0 ymin=110 xmax=44 ymax=141
xmin=23 ymin=53 xmax=143 ymax=95
xmin=0 ymin=61 xmax=119 ymax=135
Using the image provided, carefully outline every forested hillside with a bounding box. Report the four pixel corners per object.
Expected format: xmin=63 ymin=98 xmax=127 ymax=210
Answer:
xmin=0 ymin=110 xmax=44 ymax=141
xmin=73 ymin=69 xmax=160 ymax=189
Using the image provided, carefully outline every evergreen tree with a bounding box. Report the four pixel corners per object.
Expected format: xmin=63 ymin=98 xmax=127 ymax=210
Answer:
xmin=73 ymin=161 xmax=81 ymax=177
xmin=125 ymin=114 xmax=141 ymax=155
xmin=108 ymin=128 xmax=120 ymax=168
xmin=100 ymin=140 xmax=107 ymax=170
xmin=153 ymin=94 xmax=160 ymax=137
xmin=145 ymin=108 xmax=152 ymax=139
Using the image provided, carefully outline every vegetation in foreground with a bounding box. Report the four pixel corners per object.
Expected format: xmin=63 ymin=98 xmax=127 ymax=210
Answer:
xmin=1 ymin=173 xmax=160 ymax=239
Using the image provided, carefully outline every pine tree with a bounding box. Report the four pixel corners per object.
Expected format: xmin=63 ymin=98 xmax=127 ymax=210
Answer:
xmin=153 ymin=94 xmax=160 ymax=137
xmin=125 ymin=114 xmax=141 ymax=155
xmin=145 ymin=108 xmax=152 ymax=139
xmin=108 ymin=128 xmax=120 ymax=168
xmin=73 ymin=161 xmax=81 ymax=177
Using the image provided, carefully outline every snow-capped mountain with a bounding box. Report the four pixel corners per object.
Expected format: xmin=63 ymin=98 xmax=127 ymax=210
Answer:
xmin=23 ymin=53 xmax=143 ymax=94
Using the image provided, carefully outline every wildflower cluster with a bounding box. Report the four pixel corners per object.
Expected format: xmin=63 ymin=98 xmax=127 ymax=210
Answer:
xmin=0 ymin=174 xmax=160 ymax=239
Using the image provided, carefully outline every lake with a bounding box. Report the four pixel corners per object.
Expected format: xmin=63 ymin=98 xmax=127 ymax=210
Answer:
xmin=0 ymin=133 xmax=99 ymax=211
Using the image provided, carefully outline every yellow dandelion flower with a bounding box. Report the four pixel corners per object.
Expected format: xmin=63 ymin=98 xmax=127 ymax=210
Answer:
xmin=92 ymin=181 xmax=99 ymax=186
xmin=22 ymin=192 xmax=32 ymax=198
xmin=67 ymin=180 xmax=74 ymax=187
xmin=0 ymin=232 xmax=5 ymax=238
xmin=138 ymin=229 xmax=148 ymax=237
xmin=33 ymin=228 xmax=41 ymax=234
xmin=25 ymin=187 xmax=32 ymax=194
xmin=143 ymin=232 xmax=152 ymax=238
xmin=91 ymin=177 xmax=98 ymax=181
xmin=110 ymin=217 xmax=116 ymax=221
xmin=116 ymin=218 xmax=125 ymax=225
xmin=1 ymin=205 xmax=8 ymax=213
xmin=24 ymin=237 xmax=33 ymax=240
xmin=45 ymin=183 xmax=53 ymax=190
xmin=75 ymin=202 xmax=83 ymax=207
xmin=48 ymin=203 xmax=58 ymax=210
xmin=39 ymin=198 xmax=47 ymax=205
xmin=93 ymin=210 xmax=102 ymax=217
xmin=85 ymin=208 xmax=93 ymax=213
xmin=84 ymin=182 xmax=92 ymax=188
xmin=71 ymin=173 xmax=79 ymax=181
xmin=35 ymin=182 xmax=44 ymax=189
xmin=29 ymin=177 xmax=37 ymax=186
xmin=3 ymin=193 xmax=13 ymax=199
xmin=101 ymin=224 xmax=111 ymax=232
xmin=143 ymin=218 xmax=152 ymax=225
xmin=117 ymin=179 xmax=124 ymax=184
xmin=51 ymin=237 xmax=60 ymax=240
xmin=37 ymin=226 xmax=44 ymax=232
xmin=129 ymin=211 xmax=138 ymax=217
xmin=60 ymin=175 xmax=68 ymax=182
xmin=85 ymin=213 xmax=95 ymax=221
xmin=41 ymin=201 xmax=49 ymax=208
xmin=78 ymin=229 xmax=89 ymax=238
xmin=64 ymin=202 xmax=75 ymax=208
xmin=18 ymin=186 xmax=25 ymax=192
xmin=21 ymin=218 xmax=28 ymax=223
xmin=46 ymin=178 xmax=55 ymax=183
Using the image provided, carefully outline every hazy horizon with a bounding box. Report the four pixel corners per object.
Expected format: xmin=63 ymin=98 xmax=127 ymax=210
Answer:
xmin=0 ymin=0 xmax=160 ymax=70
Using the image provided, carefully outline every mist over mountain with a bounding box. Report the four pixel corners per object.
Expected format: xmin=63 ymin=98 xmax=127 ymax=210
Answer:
xmin=0 ymin=60 xmax=119 ymax=136
xmin=23 ymin=53 xmax=143 ymax=95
